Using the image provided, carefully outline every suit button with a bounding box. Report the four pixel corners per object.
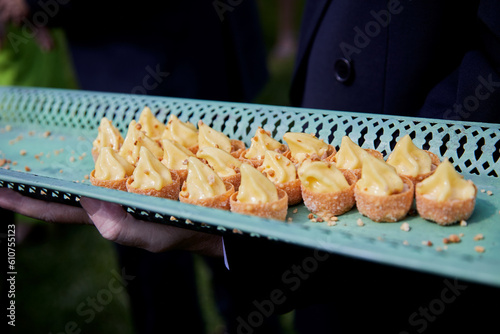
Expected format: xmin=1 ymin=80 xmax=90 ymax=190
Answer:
xmin=334 ymin=58 xmax=353 ymax=83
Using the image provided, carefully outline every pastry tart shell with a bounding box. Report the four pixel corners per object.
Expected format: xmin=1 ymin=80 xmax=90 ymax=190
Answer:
xmin=221 ymin=173 xmax=241 ymax=192
xmin=179 ymin=181 xmax=235 ymax=211
xmin=230 ymin=139 xmax=246 ymax=159
xmin=126 ymin=170 xmax=181 ymax=200
xmin=301 ymin=169 xmax=357 ymax=216
xmin=90 ymin=170 xmax=129 ymax=192
xmin=355 ymin=175 xmax=414 ymax=222
xmin=230 ymin=188 xmax=288 ymax=221
xmin=276 ymin=178 xmax=302 ymax=206
xmin=415 ymin=183 xmax=476 ymax=226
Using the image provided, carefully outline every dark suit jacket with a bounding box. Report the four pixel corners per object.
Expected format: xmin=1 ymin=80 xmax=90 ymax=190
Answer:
xmin=291 ymin=0 xmax=500 ymax=123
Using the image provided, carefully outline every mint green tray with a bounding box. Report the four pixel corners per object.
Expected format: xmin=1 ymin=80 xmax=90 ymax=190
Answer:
xmin=1 ymin=87 xmax=499 ymax=287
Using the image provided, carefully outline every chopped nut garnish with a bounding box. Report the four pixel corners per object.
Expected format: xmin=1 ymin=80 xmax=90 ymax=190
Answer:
xmin=292 ymin=208 xmax=298 ymax=214
xmin=12 ymin=161 xmax=17 ymax=166
xmin=69 ymin=156 xmax=75 ymax=162
xmin=24 ymin=166 xmax=31 ymax=172
xmin=232 ymin=228 xmax=243 ymax=234
xmin=311 ymin=218 xmax=317 ymax=223
xmin=400 ymin=222 xmax=410 ymax=232
xmin=59 ymin=169 xmax=63 ymax=173
xmin=480 ymin=189 xmax=486 ymax=193
xmin=287 ymin=217 xmax=293 ymax=222
xmin=20 ymin=149 xmax=26 ymax=156
xmin=43 ymin=131 xmax=51 ymax=137
xmin=474 ymin=246 xmax=485 ymax=253
xmin=487 ymin=190 xmax=493 ymax=196
xmin=356 ymin=218 xmax=364 ymax=226
xmin=327 ymin=221 xmax=337 ymax=226
xmin=473 ymin=234 xmax=484 ymax=241
xmin=5 ymin=125 xmax=12 ymax=131
xmin=422 ymin=240 xmax=433 ymax=246
xmin=267 ymin=169 xmax=275 ymax=177
xmin=170 ymin=216 xmax=177 ymax=221
xmin=185 ymin=219 xmax=193 ymax=225
xmin=330 ymin=216 xmax=338 ymax=221
xmin=308 ymin=213 xmax=314 ymax=219
xmin=443 ymin=237 xmax=450 ymax=244
xmin=403 ymin=240 xmax=409 ymax=246
xmin=316 ymin=217 xmax=323 ymax=222
xmin=460 ymin=220 xmax=468 ymax=227
xmin=448 ymin=234 xmax=461 ymax=243
xmin=84 ymin=175 xmax=89 ymax=180
xmin=0 ymin=159 xmax=5 ymax=167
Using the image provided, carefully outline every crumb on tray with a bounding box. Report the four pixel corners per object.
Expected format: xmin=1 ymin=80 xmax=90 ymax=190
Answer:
xmin=474 ymin=245 xmax=485 ymax=253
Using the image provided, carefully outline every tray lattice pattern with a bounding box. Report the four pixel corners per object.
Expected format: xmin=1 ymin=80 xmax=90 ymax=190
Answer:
xmin=1 ymin=87 xmax=498 ymax=178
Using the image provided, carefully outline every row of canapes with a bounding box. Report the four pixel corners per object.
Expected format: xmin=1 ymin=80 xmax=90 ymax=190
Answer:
xmin=90 ymin=107 xmax=477 ymax=226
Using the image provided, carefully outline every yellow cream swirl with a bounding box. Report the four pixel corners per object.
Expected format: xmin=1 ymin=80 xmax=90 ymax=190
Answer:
xmin=283 ymin=132 xmax=330 ymax=163
xmin=356 ymin=154 xmax=404 ymax=196
xmin=197 ymin=121 xmax=232 ymax=153
xmin=196 ymin=147 xmax=242 ymax=177
xmin=298 ymin=159 xmax=349 ymax=193
xmin=119 ymin=120 xmax=163 ymax=165
xmin=137 ymin=106 xmax=166 ymax=140
xmin=162 ymin=114 xmax=198 ymax=149
xmin=335 ymin=136 xmax=369 ymax=170
xmin=261 ymin=150 xmax=297 ymax=184
xmin=129 ymin=147 xmax=173 ymax=190
xmin=94 ymin=147 xmax=135 ymax=180
xmin=180 ymin=157 xmax=227 ymax=199
xmin=386 ymin=134 xmax=432 ymax=177
xmin=92 ymin=117 xmax=124 ymax=153
xmin=416 ymin=159 xmax=475 ymax=202
xmin=161 ymin=138 xmax=194 ymax=170
xmin=244 ymin=127 xmax=285 ymax=159
xmin=236 ymin=163 xmax=279 ymax=204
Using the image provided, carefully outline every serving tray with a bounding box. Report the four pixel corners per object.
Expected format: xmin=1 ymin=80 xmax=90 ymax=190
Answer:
xmin=1 ymin=87 xmax=499 ymax=287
